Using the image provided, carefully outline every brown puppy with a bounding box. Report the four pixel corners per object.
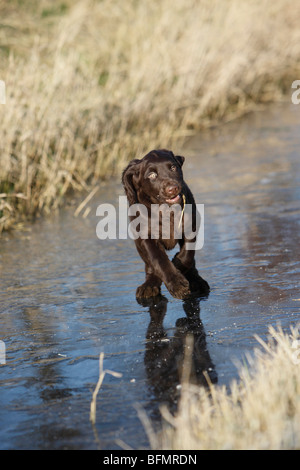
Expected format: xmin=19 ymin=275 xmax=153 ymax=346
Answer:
xmin=122 ymin=149 xmax=209 ymax=299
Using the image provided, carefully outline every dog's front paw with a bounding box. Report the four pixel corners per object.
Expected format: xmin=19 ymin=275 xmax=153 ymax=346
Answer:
xmin=166 ymin=274 xmax=191 ymax=299
xmin=185 ymin=267 xmax=210 ymax=296
xmin=136 ymin=282 xmax=161 ymax=299
xmin=189 ymin=276 xmax=210 ymax=295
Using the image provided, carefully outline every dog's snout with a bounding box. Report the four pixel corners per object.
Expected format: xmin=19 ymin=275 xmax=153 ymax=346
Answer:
xmin=166 ymin=183 xmax=179 ymax=196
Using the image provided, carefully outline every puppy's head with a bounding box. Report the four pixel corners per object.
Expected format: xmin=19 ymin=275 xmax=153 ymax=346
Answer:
xmin=122 ymin=149 xmax=185 ymax=206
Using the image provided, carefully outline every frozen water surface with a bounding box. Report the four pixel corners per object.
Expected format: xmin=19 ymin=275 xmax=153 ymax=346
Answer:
xmin=0 ymin=103 xmax=299 ymax=449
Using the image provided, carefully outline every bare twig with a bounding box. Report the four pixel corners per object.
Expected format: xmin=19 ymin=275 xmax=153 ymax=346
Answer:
xmin=74 ymin=185 xmax=99 ymax=218
xmin=89 ymin=352 xmax=122 ymax=426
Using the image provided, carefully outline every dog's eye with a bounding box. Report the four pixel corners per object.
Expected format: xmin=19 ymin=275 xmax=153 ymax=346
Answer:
xmin=148 ymin=172 xmax=157 ymax=180
xmin=171 ymin=165 xmax=177 ymax=171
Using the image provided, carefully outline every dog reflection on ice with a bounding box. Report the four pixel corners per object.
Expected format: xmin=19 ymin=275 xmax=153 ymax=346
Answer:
xmin=140 ymin=294 xmax=217 ymax=414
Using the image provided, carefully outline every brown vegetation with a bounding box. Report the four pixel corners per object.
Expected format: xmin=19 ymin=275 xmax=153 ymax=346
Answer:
xmin=157 ymin=325 xmax=300 ymax=450
xmin=1 ymin=0 xmax=300 ymax=230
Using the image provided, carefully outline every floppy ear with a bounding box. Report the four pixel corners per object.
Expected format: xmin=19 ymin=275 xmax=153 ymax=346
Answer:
xmin=121 ymin=159 xmax=141 ymax=205
xmin=174 ymin=155 xmax=185 ymax=167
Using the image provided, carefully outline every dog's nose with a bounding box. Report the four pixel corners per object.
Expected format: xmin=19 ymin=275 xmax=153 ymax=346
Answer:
xmin=166 ymin=184 xmax=179 ymax=196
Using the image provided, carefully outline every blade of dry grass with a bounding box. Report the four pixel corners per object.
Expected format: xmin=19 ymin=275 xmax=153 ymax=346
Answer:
xmin=90 ymin=352 xmax=122 ymax=426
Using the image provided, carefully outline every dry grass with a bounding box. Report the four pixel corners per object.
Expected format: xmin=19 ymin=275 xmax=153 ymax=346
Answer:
xmin=90 ymin=352 xmax=122 ymax=426
xmin=158 ymin=325 xmax=300 ymax=450
xmin=1 ymin=0 xmax=300 ymax=231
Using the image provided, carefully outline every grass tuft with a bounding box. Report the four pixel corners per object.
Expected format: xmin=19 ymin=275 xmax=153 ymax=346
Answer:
xmin=157 ymin=325 xmax=300 ymax=450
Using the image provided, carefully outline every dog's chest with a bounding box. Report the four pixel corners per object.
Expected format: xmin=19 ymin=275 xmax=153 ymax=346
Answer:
xmin=157 ymin=205 xmax=183 ymax=250
xmin=161 ymin=237 xmax=178 ymax=250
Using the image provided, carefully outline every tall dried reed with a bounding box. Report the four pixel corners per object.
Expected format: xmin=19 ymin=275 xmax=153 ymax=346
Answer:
xmin=1 ymin=0 xmax=300 ymax=230
xmin=158 ymin=325 xmax=300 ymax=450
